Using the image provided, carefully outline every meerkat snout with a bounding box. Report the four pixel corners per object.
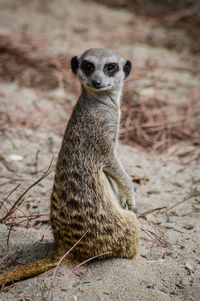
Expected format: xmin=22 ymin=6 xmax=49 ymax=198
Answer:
xmin=71 ymin=48 xmax=132 ymax=91
xmin=92 ymin=78 xmax=101 ymax=89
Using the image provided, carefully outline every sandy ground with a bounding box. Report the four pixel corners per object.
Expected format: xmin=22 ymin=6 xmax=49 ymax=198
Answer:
xmin=0 ymin=0 xmax=200 ymax=300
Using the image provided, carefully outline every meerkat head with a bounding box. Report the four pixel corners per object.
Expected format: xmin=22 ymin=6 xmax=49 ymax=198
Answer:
xmin=71 ymin=48 xmax=131 ymax=92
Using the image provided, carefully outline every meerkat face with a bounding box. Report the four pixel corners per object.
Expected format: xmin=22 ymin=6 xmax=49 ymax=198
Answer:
xmin=71 ymin=48 xmax=131 ymax=92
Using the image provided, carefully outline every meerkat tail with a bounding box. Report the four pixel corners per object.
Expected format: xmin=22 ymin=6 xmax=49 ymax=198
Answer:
xmin=0 ymin=256 xmax=58 ymax=286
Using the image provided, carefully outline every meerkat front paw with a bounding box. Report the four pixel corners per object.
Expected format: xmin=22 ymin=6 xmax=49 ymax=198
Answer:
xmin=126 ymin=185 xmax=137 ymax=213
xmin=118 ymin=192 xmax=127 ymax=209
xmin=119 ymin=189 xmax=137 ymax=213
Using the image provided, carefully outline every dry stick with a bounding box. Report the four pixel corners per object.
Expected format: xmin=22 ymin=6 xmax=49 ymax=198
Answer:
xmin=141 ymin=227 xmax=166 ymax=248
xmin=0 ymin=251 xmax=11 ymax=266
xmin=165 ymin=191 xmax=200 ymax=212
xmin=1 ymin=282 xmax=16 ymax=292
xmin=149 ymin=234 xmax=165 ymax=258
xmin=16 ymin=295 xmax=42 ymax=301
xmin=161 ymin=225 xmax=184 ymax=234
xmin=16 ymin=213 xmax=48 ymax=221
xmin=57 ymin=251 xmax=112 ymax=301
xmin=46 ymin=230 xmax=111 ymax=301
xmin=34 ymin=149 xmax=40 ymax=175
xmin=7 ymin=206 xmax=32 ymax=228
xmin=15 ymin=214 xmax=48 ymax=228
xmin=138 ymin=206 xmax=166 ymax=218
xmin=177 ymin=256 xmax=200 ymax=263
xmin=6 ymin=225 xmax=14 ymax=246
xmin=140 ymin=227 xmax=155 ymax=240
xmin=147 ymin=229 xmax=163 ymax=240
xmin=0 ymin=184 xmax=21 ymax=210
xmin=71 ymin=251 xmax=112 ymax=272
xmin=1 ymin=202 xmax=17 ymax=225
xmin=0 ymin=158 xmax=54 ymax=223
xmin=141 ymin=227 xmax=153 ymax=238
xmin=0 ymin=154 xmax=16 ymax=172
xmin=46 ymin=229 xmax=89 ymax=301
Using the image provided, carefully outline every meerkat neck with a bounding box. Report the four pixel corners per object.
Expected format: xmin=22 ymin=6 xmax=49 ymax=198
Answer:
xmin=81 ymin=85 xmax=123 ymax=108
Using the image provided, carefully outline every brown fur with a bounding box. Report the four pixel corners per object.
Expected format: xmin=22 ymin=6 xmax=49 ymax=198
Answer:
xmin=0 ymin=48 xmax=139 ymax=287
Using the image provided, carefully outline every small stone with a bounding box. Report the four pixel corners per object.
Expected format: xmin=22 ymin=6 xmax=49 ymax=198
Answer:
xmin=9 ymin=154 xmax=23 ymax=161
xmin=183 ymin=224 xmax=193 ymax=230
xmin=185 ymin=262 xmax=193 ymax=273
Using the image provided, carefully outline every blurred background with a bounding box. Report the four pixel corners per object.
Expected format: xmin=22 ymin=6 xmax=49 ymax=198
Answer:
xmin=0 ymin=0 xmax=200 ymax=153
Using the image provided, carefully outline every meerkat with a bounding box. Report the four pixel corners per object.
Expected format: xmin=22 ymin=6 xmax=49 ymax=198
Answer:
xmin=0 ymin=48 xmax=139 ymax=286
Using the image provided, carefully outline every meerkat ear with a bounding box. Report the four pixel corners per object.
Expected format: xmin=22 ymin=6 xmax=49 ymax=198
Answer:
xmin=71 ymin=56 xmax=79 ymax=74
xmin=123 ymin=60 xmax=132 ymax=79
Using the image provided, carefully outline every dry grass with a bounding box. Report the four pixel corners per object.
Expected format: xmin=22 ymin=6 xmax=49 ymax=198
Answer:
xmin=89 ymin=0 xmax=200 ymax=53
xmin=0 ymin=159 xmax=53 ymax=229
xmin=0 ymin=33 xmax=74 ymax=91
xmin=121 ymin=85 xmax=200 ymax=152
xmin=0 ymin=33 xmax=200 ymax=154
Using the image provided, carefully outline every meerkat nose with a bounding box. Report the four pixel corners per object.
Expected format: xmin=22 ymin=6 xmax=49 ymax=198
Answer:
xmin=92 ymin=79 xmax=101 ymax=89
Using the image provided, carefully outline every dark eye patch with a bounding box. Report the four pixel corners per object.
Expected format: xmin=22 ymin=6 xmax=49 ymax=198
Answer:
xmin=81 ymin=60 xmax=94 ymax=75
xmin=104 ymin=63 xmax=119 ymax=76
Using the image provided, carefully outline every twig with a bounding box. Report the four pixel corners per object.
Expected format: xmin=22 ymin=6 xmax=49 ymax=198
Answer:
xmin=0 ymin=154 xmax=16 ymax=172
xmin=70 ymin=251 xmax=112 ymax=272
xmin=34 ymin=149 xmax=40 ymax=175
xmin=165 ymin=191 xmax=200 ymax=212
xmin=149 ymin=233 xmax=165 ymax=258
xmin=0 ymin=202 xmax=16 ymax=225
xmin=0 ymin=158 xmax=53 ymax=223
xmin=140 ymin=227 xmax=155 ymax=240
xmin=0 ymin=251 xmax=11 ymax=266
xmin=16 ymin=295 xmax=42 ymax=301
xmin=46 ymin=229 xmax=89 ymax=301
xmin=6 ymin=225 xmax=14 ymax=246
xmin=139 ymin=206 xmax=166 ymax=218
xmin=177 ymin=256 xmax=200 ymax=263
xmin=0 ymin=184 xmax=21 ymax=210
xmin=161 ymin=225 xmax=184 ymax=234
xmin=58 ymin=251 xmax=112 ymax=300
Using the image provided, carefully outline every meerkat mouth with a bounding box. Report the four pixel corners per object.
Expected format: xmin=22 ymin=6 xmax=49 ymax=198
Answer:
xmin=86 ymin=83 xmax=112 ymax=91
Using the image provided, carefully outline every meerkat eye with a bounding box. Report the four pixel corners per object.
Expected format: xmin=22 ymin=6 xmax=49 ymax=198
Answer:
xmin=104 ymin=63 xmax=119 ymax=76
xmin=81 ymin=60 xmax=94 ymax=75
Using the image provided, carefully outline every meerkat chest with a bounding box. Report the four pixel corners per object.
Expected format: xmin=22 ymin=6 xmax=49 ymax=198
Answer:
xmin=114 ymin=107 xmax=121 ymax=142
